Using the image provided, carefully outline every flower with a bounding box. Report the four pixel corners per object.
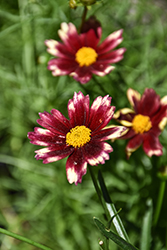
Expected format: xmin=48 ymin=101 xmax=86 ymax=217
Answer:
xmin=45 ymin=22 xmax=126 ymax=84
xmin=114 ymin=88 xmax=167 ymax=158
xmin=28 ymin=92 xmax=126 ymax=184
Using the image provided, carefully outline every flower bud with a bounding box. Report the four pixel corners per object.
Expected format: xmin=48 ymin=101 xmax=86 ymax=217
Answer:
xmin=81 ymin=16 xmax=101 ymax=38
xmin=157 ymin=166 xmax=167 ymax=180
xmin=69 ymin=0 xmax=77 ymax=9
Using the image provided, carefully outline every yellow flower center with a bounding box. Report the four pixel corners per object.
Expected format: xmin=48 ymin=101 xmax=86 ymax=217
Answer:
xmin=132 ymin=114 xmax=152 ymax=134
xmin=75 ymin=47 xmax=98 ymax=67
xmin=66 ymin=125 xmax=91 ymax=148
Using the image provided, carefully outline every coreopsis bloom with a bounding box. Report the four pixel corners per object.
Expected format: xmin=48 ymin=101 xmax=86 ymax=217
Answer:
xmin=45 ymin=22 xmax=126 ymax=84
xmin=114 ymin=88 xmax=167 ymax=158
xmin=28 ymin=92 xmax=126 ymax=184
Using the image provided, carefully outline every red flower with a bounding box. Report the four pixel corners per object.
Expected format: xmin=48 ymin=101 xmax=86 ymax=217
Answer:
xmin=114 ymin=88 xmax=167 ymax=158
xmin=28 ymin=92 xmax=126 ymax=184
xmin=45 ymin=22 xmax=126 ymax=84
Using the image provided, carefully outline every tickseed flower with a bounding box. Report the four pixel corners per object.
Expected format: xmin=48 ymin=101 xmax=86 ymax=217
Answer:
xmin=114 ymin=88 xmax=167 ymax=158
xmin=28 ymin=92 xmax=126 ymax=185
xmin=45 ymin=22 xmax=126 ymax=84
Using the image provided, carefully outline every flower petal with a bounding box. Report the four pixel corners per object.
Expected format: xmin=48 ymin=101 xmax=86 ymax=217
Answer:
xmin=68 ymin=91 xmax=90 ymax=127
xmin=66 ymin=148 xmax=87 ymax=185
xmin=83 ymin=141 xmax=112 ymax=165
xmin=138 ymin=88 xmax=161 ymax=116
xmin=37 ymin=111 xmax=69 ymax=135
xmin=70 ymin=67 xmax=92 ymax=84
xmin=127 ymin=88 xmax=141 ymax=112
xmin=45 ymin=39 xmax=59 ymax=56
xmin=119 ymin=128 xmax=136 ymax=140
xmin=88 ymin=95 xmax=115 ymax=131
xmin=126 ymin=134 xmax=143 ymax=158
xmin=91 ymin=64 xmax=115 ymax=76
xmin=114 ymin=108 xmax=135 ymax=125
xmin=48 ymin=58 xmax=76 ymax=76
xmin=80 ymin=28 xmax=100 ymax=48
xmin=58 ymin=22 xmax=81 ymax=50
xmin=28 ymin=127 xmax=65 ymax=146
xmin=98 ymin=48 xmax=126 ymax=64
xmin=151 ymin=104 xmax=167 ymax=130
xmin=143 ymin=133 xmax=163 ymax=157
xmin=35 ymin=145 xmax=74 ymax=163
xmin=92 ymin=125 xmax=127 ymax=141
xmin=97 ymin=29 xmax=124 ymax=54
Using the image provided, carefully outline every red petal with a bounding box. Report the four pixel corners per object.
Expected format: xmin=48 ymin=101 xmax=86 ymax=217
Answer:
xmin=127 ymin=88 xmax=141 ymax=112
xmin=88 ymin=95 xmax=115 ymax=132
xmin=91 ymin=62 xmax=115 ymax=76
xmin=80 ymin=29 xmax=100 ymax=48
xmin=92 ymin=126 xmax=127 ymax=140
xmin=35 ymin=145 xmax=74 ymax=164
xmin=126 ymin=134 xmax=143 ymax=157
xmin=70 ymin=67 xmax=93 ymax=84
xmin=37 ymin=111 xmax=69 ymax=135
xmin=138 ymin=88 xmax=161 ymax=116
xmin=28 ymin=127 xmax=65 ymax=146
xmin=143 ymin=133 xmax=163 ymax=157
xmin=68 ymin=92 xmax=90 ymax=127
xmin=83 ymin=141 xmax=112 ymax=165
xmin=98 ymin=48 xmax=126 ymax=63
xmin=66 ymin=148 xmax=87 ymax=185
xmin=97 ymin=29 xmax=124 ymax=54
xmin=48 ymin=58 xmax=77 ymax=75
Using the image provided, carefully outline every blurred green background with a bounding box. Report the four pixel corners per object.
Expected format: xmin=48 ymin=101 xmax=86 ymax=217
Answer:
xmin=0 ymin=0 xmax=167 ymax=249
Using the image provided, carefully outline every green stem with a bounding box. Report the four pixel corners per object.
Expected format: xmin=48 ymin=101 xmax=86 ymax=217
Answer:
xmin=153 ymin=180 xmax=166 ymax=226
xmin=0 ymin=228 xmax=52 ymax=250
xmin=79 ymin=6 xmax=88 ymax=33
xmin=88 ymin=166 xmax=110 ymax=220
xmin=166 ymin=225 xmax=167 ymax=248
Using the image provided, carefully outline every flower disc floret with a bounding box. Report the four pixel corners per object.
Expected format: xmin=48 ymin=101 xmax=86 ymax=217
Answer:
xmin=75 ymin=47 xmax=98 ymax=67
xmin=66 ymin=125 xmax=91 ymax=147
xmin=132 ymin=114 xmax=152 ymax=134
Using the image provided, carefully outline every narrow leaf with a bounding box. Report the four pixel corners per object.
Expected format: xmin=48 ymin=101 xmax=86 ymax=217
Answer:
xmin=0 ymin=228 xmax=52 ymax=250
xmin=140 ymin=199 xmax=153 ymax=250
xmin=98 ymin=170 xmax=130 ymax=242
xmin=94 ymin=217 xmax=138 ymax=250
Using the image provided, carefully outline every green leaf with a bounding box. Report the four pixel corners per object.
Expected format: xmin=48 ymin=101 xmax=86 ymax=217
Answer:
xmin=93 ymin=217 xmax=138 ymax=250
xmin=0 ymin=228 xmax=52 ymax=250
xmin=140 ymin=199 xmax=153 ymax=250
xmin=98 ymin=170 xmax=130 ymax=242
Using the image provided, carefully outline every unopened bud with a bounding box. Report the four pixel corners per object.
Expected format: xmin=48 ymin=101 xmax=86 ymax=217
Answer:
xmin=157 ymin=166 xmax=167 ymax=180
xmin=69 ymin=0 xmax=77 ymax=9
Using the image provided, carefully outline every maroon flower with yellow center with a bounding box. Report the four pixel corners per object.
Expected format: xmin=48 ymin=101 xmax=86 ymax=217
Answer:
xmin=28 ymin=92 xmax=126 ymax=184
xmin=45 ymin=22 xmax=126 ymax=84
xmin=114 ymin=88 xmax=167 ymax=158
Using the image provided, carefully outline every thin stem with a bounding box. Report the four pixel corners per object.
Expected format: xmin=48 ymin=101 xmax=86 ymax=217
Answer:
xmin=0 ymin=228 xmax=52 ymax=250
xmin=153 ymin=180 xmax=166 ymax=226
xmin=79 ymin=6 xmax=88 ymax=33
xmin=166 ymin=225 xmax=167 ymax=248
